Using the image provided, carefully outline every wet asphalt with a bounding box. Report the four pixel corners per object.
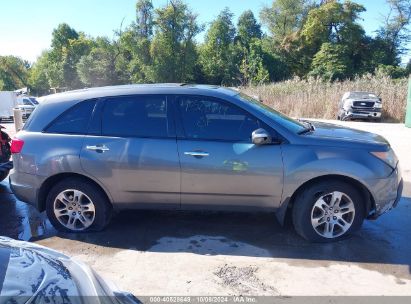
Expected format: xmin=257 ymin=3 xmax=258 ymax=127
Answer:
xmin=0 ymin=177 xmax=410 ymax=280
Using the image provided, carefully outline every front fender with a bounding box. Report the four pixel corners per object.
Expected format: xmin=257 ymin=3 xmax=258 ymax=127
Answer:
xmin=276 ymin=144 xmax=392 ymax=224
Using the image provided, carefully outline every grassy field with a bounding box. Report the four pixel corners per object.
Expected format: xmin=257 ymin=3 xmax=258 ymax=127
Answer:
xmin=241 ymin=75 xmax=409 ymax=122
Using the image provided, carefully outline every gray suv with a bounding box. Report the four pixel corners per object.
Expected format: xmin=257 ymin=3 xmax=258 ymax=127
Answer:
xmin=9 ymin=84 xmax=403 ymax=242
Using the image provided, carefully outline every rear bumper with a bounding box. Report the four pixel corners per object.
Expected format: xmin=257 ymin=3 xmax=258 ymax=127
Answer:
xmin=9 ymin=169 xmax=41 ymax=210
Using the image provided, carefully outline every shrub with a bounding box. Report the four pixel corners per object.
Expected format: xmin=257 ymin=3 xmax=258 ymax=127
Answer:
xmin=240 ymin=74 xmax=408 ymax=122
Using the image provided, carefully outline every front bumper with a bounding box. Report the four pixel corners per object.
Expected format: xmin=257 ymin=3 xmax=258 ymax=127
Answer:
xmin=367 ymin=164 xmax=403 ymax=219
xmin=347 ymin=110 xmax=381 ymax=119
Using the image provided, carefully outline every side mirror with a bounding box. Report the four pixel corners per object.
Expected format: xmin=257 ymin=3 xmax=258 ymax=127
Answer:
xmin=252 ymin=128 xmax=272 ymax=145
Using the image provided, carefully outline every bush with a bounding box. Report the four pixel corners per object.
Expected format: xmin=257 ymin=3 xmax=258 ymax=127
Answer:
xmin=240 ymin=74 xmax=408 ymax=122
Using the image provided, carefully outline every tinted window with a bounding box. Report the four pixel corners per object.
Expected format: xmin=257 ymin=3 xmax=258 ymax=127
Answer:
xmin=29 ymin=98 xmax=39 ymax=105
xmin=102 ymin=95 xmax=171 ymax=138
xmin=237 ymin=93 xmax=305 ymax=134
xmin=23 ymin=99 xmax=32 ymax=105
xmin=46 ymin=100 xmax=96 ymax=134
xmin=177 ymin=96 xmax=260 ymax=142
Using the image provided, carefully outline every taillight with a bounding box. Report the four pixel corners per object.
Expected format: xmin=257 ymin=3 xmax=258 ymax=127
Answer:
xmin=11 ymin=138 xmax=24 ymax=154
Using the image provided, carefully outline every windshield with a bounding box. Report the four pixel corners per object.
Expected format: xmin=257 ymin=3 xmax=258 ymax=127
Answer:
xmin=29 ymin=97 xmax=39 ymax=105
xmin=349 ymin=92 xmax=377 ymax=99
xmin=237 ymin=93 xmax=306 ymax=134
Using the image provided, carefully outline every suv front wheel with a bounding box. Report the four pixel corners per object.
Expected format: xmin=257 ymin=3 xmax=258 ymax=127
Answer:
xmin=46 ymin=178 xmax=112 ymax=232
xmin=292 ymin=180 xmax=365 ymax=242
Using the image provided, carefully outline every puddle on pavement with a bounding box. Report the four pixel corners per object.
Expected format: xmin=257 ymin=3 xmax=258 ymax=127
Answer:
xmin=0 ymin=181 xmax=55 ymax=241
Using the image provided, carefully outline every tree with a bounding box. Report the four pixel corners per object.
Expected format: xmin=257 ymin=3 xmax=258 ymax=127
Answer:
xmin=375 ymin=0 xmax=411 ymax=65
xmin=291 ymin=0 xmax=367 ymax=76
xmin=28 ymin=51 xmax=51 ymax=95
xmin=260 ymin=0 xmax=310 ymax=43
xmin=301 ymin=1 xmax=366 ymax=48
xmin=135 ymin=0 xmax=154 ymax=38
xmin=51 ymin=23 xmax=80 ymax=51
xmin=47 ymin=24 xmax=93 ymax=90
xmin=309 ymin=43 xmax=352 ymax=80
xmin=0 ymin=56 xmax=29 ymax=90
xmin=239 ymin=39 xmax=270 ymax=85
xmin=199 ymin=8 xmax=238 ymax=85
xmin=119 ymin=0 xmax=155 ymax=83
xmin=148 ymin=0 xmax=202 ymax=82
xmin=375 ymin=64 xmax=408 ymax=78
xmin=237 ymin=10 xmax=262 ymax=46
xmin=77 ymin=38 xmax=128 ymax=87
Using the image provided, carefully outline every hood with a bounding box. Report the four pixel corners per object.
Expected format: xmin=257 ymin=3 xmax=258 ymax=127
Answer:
xmin=17 ymin=105 xmax=35 ymax=109
xmin=303 ymin=121 xmax=389 ymax=148
xmin=0 ymin=237 xmax=139 ymax=303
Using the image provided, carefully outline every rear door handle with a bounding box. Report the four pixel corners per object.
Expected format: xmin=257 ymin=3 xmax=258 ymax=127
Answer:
xmin=184 ymin=151 xmax=210 ymax=158
xmin=86 ymin=145 xmax=110 ymax=153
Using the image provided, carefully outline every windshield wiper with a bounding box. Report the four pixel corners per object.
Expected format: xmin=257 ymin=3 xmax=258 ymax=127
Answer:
xmin=297 ymin=119 xmax=316 ymax=135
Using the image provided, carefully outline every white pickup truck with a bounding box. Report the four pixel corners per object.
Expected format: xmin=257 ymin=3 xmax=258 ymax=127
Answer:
xmin=0 ymin=91 xmax=39 ymax=121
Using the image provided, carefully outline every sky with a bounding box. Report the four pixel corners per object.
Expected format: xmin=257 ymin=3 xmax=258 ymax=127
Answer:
xmin=0 ymin=0 xmax=409 ymax=64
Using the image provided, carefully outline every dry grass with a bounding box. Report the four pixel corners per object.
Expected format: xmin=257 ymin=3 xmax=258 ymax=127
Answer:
xmin=240 ymin=74 xmax=409 ymax=122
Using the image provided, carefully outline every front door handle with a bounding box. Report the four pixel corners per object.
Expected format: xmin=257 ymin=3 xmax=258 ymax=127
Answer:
xmin=86 ymin=145 xmax=110 ymax=153
xmin=184 ymin=151 xmax=210 ymax=158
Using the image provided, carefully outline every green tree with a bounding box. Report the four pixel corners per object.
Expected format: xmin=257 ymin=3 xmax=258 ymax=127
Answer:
xmin=374 ymin=0 xmax=411 ymax=66
xmin=0 ymin=56 xmax=29 ymax=90
xmin=375 ymin=64 xmax=408 ymax=78
xmin=119 ymin=0 xmax=155 ymax=83
xmin=295 ymin=0 xmax=367 ymax=76
xmin=309 ymin=43 xmax=352 ymax=80
xmin=237 ymin=10 xmax=262 ymax=46
xmin=199 ymin=8 xmax=237 ymax=85
xmin=47 ymin=23 xmax=93 ymax=89
xmin=28 ymin=51 xmax=51 ymax=95
xmin=260 ymin=0 xmax=310 ymax=43
xmin=77 ymin=38 xmax=128 ymax=87
xmin=239 ymin=39 xmax=270 ymax=85
xmin=148 ymin=0 xmax=202 ymax=82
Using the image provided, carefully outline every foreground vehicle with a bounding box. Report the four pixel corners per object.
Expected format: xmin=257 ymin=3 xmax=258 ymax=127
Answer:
xmin=0 ymin=237 xmax=139 ymax=303
xmin=338 ymin=91 xmax=382 ymax=121
xmin=9 ymin=84 xmax=402 ymax=242
xmin=0 ymin=125 xmax=12 ymax=181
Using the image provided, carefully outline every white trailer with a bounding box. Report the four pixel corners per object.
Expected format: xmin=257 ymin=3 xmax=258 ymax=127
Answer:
xmin=0 ymin=91 xmax=18 ymax=121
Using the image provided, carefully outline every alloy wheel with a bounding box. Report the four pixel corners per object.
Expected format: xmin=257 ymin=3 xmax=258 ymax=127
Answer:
xmin=310 ymin=191 xmax=355 ymax=239
xmin=53 ymin=189 xmax=96 ymax=231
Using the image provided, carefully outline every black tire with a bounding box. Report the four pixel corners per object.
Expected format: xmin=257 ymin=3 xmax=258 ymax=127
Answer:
xmin=46 ymin=178 xmax=112 ymax=233
xmin=292 ymin=180 xmax=365 ymax=242
xmin=0 ymin=170 xmax=9 ymax=182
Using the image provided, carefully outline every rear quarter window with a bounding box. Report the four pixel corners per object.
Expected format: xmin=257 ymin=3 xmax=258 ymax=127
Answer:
xmin=45 ymin=100 xmax=96 ymax=134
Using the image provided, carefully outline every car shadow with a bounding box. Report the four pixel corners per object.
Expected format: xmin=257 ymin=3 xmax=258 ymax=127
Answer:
xmin=1 ymin=180 xmax=410 ymax=274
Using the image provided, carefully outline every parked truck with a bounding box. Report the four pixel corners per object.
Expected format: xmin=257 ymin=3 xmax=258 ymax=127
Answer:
xmin=0 ymin=91 xmax=39 ymax=121
xmin=0 ymin=91 xmax=18 ymax=122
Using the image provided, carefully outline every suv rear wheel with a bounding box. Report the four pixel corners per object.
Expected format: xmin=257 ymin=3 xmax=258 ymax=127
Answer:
xmin=292 ymin=180 xmax=365 ymax=242
xmin=46 ymin=178 xmax=112 ymax=232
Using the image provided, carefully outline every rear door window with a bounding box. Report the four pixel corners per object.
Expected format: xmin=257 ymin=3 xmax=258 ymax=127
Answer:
xmin=45 ymin=100 xmax=96 ymax=134
xmin=101 ymin=95 xmax=173 ymax=138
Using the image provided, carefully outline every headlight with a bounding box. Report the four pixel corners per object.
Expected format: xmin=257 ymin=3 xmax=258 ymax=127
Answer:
xmin=343 ymin=100 xmax=353 ymax=110
xmin=374 ymin=102 xmax=382 ymax=109
xmin=370 ymin=149 xmax=398 ymax=169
